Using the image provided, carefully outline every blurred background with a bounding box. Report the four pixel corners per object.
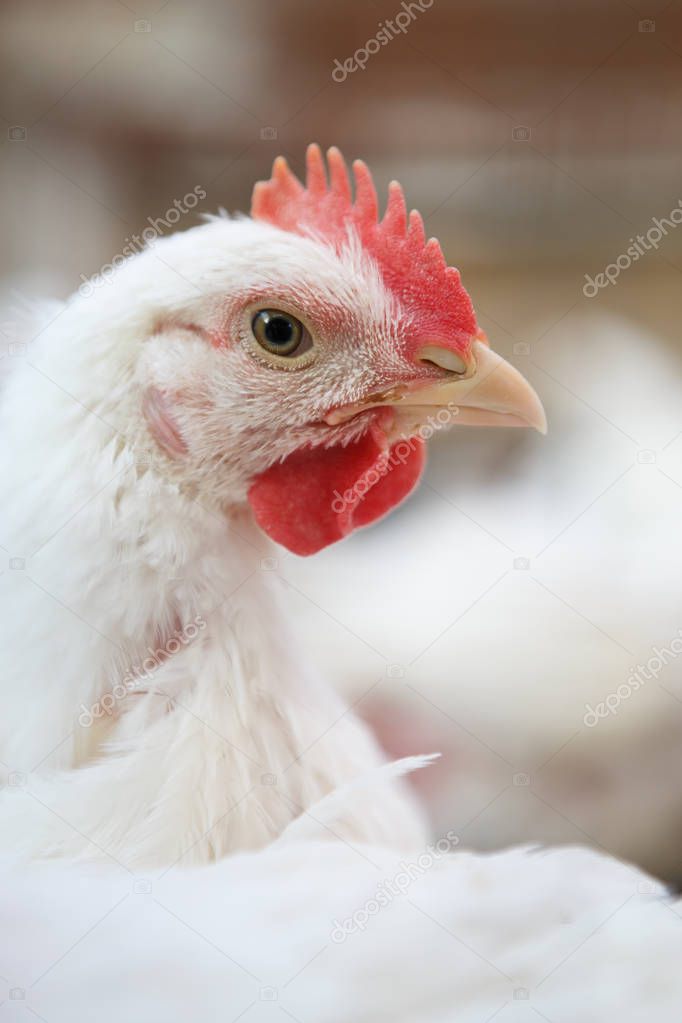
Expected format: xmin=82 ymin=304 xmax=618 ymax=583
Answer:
xmin=2 ymin=0 xmax=682 ymax=879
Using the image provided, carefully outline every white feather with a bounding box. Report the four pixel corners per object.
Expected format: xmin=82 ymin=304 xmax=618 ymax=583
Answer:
xmin=1 ymin=841 xmax=680 ymax=1021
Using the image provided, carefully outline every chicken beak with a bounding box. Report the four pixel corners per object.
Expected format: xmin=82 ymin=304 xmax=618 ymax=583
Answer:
xmin=326 ymin=340 xmax=547 ymax=434
xmin=406 ymin=340 xmax=547 ymax=433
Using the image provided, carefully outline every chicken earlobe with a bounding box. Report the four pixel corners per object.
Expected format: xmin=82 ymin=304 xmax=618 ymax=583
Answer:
xmin=142 ymin=386 xmax=188 ymax=457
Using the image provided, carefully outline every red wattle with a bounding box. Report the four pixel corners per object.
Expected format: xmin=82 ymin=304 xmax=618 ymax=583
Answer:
xmin=247 ymin=432 xmax=425 ymax=556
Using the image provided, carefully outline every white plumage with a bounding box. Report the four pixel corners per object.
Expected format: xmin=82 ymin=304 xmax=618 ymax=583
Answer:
xmin=2 ymin=840 xmax=681 ymax=1021
xmin=0 ymin=214 xmax=429 ymax=863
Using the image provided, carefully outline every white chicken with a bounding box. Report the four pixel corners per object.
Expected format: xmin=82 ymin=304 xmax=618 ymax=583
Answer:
xmin=0 ymin=144 xmax=542 ymax=865
xmin=1 ymin=146 xmax=682 ymax=1019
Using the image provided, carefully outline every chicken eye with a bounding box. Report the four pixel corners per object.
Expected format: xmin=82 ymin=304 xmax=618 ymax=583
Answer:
xmin=251 ymin=309 xmax=310 ymax=358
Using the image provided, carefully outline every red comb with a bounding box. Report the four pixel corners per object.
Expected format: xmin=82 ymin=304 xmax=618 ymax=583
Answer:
xmin=251 ymin=145 xmax=477 ymax=354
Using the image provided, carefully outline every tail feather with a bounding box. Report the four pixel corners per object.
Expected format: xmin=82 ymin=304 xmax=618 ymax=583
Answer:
xmin=277 ymin=753 xmax=440 ymax=844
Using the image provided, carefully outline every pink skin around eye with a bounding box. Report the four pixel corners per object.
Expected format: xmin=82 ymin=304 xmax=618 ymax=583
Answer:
xmin=204 ymin=292 xmax=352 ymax=351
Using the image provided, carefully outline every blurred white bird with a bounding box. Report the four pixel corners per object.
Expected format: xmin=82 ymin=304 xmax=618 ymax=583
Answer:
xmin=2 ymin=838 xmax=682 ymax=1022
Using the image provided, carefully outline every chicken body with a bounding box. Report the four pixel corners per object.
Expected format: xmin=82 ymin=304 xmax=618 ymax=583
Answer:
xmin=0 ymin=220 xmax=431 ymax=864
